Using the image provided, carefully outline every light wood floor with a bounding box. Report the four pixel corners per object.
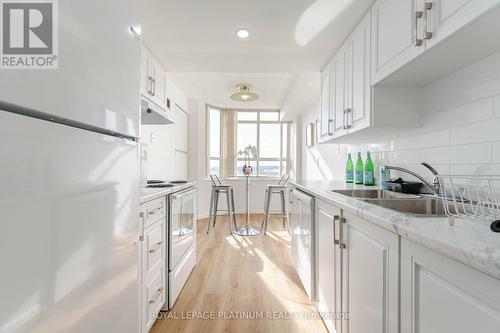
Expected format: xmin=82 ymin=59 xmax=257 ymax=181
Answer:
xmin=150 ymin=214 xmax=327 ymax=333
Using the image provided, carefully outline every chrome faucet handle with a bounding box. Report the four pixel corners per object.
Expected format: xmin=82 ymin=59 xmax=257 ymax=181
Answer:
xmin=421 ymin=162 xmax=438 ymax=176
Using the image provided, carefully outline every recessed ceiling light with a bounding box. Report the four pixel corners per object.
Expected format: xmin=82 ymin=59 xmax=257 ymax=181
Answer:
xmin=236 ymin=29 xmax=250 ymax=39
xmin=130 ymin=25 xmax=141 ymax=39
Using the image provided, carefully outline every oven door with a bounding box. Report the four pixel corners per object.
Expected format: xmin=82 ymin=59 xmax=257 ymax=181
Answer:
xmin=169 ymin=187 xmax=197 ymax=270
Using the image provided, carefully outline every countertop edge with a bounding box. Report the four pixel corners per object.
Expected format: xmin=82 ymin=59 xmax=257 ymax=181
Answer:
xmin=140 ymin=181 xmax=197 ymax=204
xmin=290 ymin=180 xmax=500 ymax=281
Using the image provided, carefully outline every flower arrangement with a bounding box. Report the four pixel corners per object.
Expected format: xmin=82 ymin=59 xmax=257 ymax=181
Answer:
xmin=237 ymin=145 xmax=257 ymax=176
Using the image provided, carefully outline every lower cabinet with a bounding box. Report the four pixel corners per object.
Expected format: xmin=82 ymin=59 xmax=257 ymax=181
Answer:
xmin=401 ymin=238 xmax=500 ymax=333
xmin=343 ymin=211 xmax=399 ymax=333
xmin=139 ymin=197 xmax=167 ymax=333
xmin=316 ymin=200 xmax=342 ymax=332
xmin=315 ymin=199 xmax=399 ymax=333
xmin=308 ymin=190 xmax=500 ymax=333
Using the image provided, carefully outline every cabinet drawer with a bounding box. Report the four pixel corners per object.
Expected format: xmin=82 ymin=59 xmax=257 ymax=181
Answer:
xmin=141 ymin=197 xmax=166 ymax=228
xmin=142 ymin=266 xmax=165 ymax=333
xmin=143 ymin=220 xmax=166 ymax=277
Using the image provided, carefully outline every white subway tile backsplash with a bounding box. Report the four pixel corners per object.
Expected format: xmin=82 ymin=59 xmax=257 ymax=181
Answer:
xmin=420 ymin=147 xmax=450 ymax=165
xmin=399 ymin=129 xmax=451 ymax=150
xmin=382 ymin=149 xmax=420 ymax=165
xmin=450 ymin=118 xmax=500 ymax=145
xmin=302 ymin=51 xmax=500 ymax=182
xmin=422 ymin=98 xmax=493 ymax=130
xmin=449 ymin=164 xmax=500 ymax=176
xmin=449 ymin=143 xmax=492 ymax=164
xmin=495 ymin=95 xmax=500 ymax=117
xmin=494 ymin=141 xmax=500 ymax=164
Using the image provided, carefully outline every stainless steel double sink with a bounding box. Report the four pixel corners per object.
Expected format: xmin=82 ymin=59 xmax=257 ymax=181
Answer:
xmin=332 ymin=189 xmax=449 ymax=217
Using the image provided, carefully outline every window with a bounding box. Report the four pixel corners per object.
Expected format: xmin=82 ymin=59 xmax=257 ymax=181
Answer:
xmin=207 ymin=105 xmax=223 ymax=177
xmin=206 ymin=106 xmax=291 ymax=179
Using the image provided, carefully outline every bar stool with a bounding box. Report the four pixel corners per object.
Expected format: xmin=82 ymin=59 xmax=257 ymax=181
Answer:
xmin=261 ymin=175 xmax=290 ymax=234
xmin=207 ymin=175 xmax=237 ymax=234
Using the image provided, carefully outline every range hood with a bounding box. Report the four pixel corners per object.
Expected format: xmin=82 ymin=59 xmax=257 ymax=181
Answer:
xmin=141 ymin=98 xmax=175 ymax=125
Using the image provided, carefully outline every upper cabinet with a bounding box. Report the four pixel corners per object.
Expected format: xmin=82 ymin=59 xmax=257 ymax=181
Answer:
xmin=320 ymin=14 xmax=371 ymax=142
xmin=320 ymin=12 xmax=419 ymax=143
xmin=371 ymin=0 xmax=425 ymax=85
xmin=320 ymin=61 xmax=333 ymax=137
xmin=426 ymin=0 xmax=500 ymax=49
xmin=318 ymin=0 xmax=500 ymax=143
xmin=372 ymin=0 xmax=500 ymax=85
xmin=141 ymin=47 xmax=168 ymax=110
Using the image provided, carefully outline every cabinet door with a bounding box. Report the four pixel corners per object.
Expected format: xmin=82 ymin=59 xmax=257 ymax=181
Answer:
xmin=333 ymin=43 xmax=349 ymax=137
xmin=342 ymin=212 xmax=399 ymax=333
xmin=348 ymin=13 xmax=372 ymax=133
xmin=316 ymin=200 xmax=342 ymax=333
xmin=371 ymin=0 xmax=426 ymax=84
xmin=140 ymin=49 xmax=149 ymax=96
xmin=155 ymin=69 xmax=166 ymax=108
xmin=320 ymin=62 xmax=332 ymax=137
xmin=401 ymin=239 xmax=500 ymax=333
xmin=426 ymin=0 xmax=500 ymax=49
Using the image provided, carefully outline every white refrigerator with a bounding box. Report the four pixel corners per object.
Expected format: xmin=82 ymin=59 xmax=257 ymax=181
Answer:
xmin=0 ymin=0 xmax=142 ymax=332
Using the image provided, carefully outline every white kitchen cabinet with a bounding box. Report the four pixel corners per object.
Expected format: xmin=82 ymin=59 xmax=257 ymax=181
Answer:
xmin=320 ymin=61 xmax=333 ymax=137
xmin=312 ymin=198 xmax=399 ymax=333
xmin=342 ymin=212 xmax=399 ymax=333
xmin=315 ymin=200 xmax=342 ymax=333
xmin=401 ymin=238 xmax=500 ymax=333
xmin=139 ymin=197 xmax=167 ymax=333
xmin=426 ymin=0 xmax=500 ymax=49
xmin=347 ymin=13 xmax=372 ymax=134
xmin=332 ymin=42 xmax=349 ymax=138
xmin=141 ymin=47 xmax=167 ymax=110
xmin=371 ymin=0 xmax=426 ymax=84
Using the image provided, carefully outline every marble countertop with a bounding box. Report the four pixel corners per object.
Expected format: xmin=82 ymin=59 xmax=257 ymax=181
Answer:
xmin=291 ymin=180 xmax=500 ymax=280
xmin=140 ymin=181 xmax=197 ymax=203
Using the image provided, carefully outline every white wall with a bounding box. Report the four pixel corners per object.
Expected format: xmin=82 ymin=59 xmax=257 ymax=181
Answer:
xmin=140 ymin=77 xmax=189 ymax=180
xmin=300 ymin=51 xmax=500 ymax=187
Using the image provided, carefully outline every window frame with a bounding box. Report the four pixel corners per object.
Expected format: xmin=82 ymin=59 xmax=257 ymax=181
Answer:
xmin=205 ymin=106 xmax=291 ymax=179
xmin=235 ymin=110 xmax=290 ymax=178
xmin=206 ymin=104 xmax=224 ymax=178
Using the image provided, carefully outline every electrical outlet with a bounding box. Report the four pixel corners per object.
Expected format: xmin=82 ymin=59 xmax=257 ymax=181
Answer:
xmin=149 ymin=133 xmax=155 ymax=144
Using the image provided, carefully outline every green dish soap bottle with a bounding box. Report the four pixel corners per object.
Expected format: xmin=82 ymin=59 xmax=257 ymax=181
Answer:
xmin=364 ymin=151 xmax=375 ymax=186
xmin=355 ymin=152 xmax=364 ymax=184
xmin=346 ymin=153 xmax=354 ymax=183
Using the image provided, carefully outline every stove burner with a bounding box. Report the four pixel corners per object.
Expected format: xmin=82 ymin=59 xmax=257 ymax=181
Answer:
xmin=146 ymin=183 xmax=174 ymax=188
xmin=147 ymin=180 xmax=166 ymax=184
xmin=170 ymin=180 xmax=188 ymax=184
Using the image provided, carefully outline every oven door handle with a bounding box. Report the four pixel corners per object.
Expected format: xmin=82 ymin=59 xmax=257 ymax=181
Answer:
xmin=171 ymin=188 xmax=197 ymax=200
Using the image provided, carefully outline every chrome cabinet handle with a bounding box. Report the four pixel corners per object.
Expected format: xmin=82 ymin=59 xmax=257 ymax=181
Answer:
xmin=149 ymin=241 xmax=163 ymax=253
xmin=339 ymin=217 xmax=347 ymax=249
xmin=147 ymin=76 xmax=153 ymax=95
xmin=343 ymin=110 xmax=347 ymax=129
xmin=424 ymin=2 xmax=433 ymax=40
xmin=415 ymin=11 xmax=423 ymax=46
xmin=147 ymin=205 xmax=163 ymax=215
xmin=345 ymin=108 xmax=352 ymax=129
xmin=149 ymin=288 xmax=163 ymax=304
xmin=152 ymin=78 xmax=156 ymax=96
xmin=333 ymin=215 xmax=340 ymax=245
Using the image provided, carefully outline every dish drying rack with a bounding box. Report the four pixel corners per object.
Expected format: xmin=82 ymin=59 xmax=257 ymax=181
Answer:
xmin=437 ymin=175 xmax=500 ymax=231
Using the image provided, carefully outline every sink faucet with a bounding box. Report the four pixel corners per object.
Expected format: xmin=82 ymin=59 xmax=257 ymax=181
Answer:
xmin=384 ymin=162 xmax=440 ymax=195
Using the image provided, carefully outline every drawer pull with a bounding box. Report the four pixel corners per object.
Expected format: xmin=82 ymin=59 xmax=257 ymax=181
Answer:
xmin=149 ymin=288 xmax=163 ymax=304
xmin=148 ymin=206 xmax=162 ymax=215
xmin=149 ymin=241 xmax=163 ymax=254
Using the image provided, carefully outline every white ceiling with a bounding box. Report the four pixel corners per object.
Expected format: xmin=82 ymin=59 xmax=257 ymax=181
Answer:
xmin=141 ymin=0 xmax=375 ymax=73
xmin=168 ymin=73 xmax=297 ymax=109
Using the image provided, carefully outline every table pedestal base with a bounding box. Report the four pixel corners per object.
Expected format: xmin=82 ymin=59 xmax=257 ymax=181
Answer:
xmin=232 ymin=225 xmax=262 ymax=236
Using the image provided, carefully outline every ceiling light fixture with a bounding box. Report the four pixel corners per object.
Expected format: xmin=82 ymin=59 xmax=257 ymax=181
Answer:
xmin=231 ymin=84 xmax=259 ymax=102
xmin=236 ymin=29 xmax=250 ymax=39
